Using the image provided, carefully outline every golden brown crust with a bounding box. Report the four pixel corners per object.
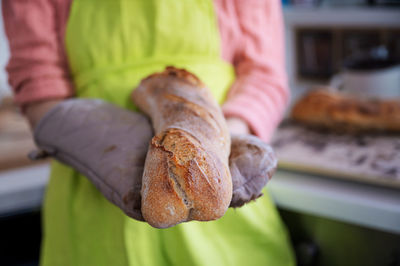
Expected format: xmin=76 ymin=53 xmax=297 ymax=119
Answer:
xmin=132 ymin=67 xmax=232 ymax=228
xmin=291 ymin=89 xmax=400 ymax=133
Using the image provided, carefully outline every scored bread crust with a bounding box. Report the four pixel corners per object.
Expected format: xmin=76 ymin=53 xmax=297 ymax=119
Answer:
xmin=291 ymin=89 xmax=400 ymax=133
xmin=132 ymin=67 xmax=232 ymax=228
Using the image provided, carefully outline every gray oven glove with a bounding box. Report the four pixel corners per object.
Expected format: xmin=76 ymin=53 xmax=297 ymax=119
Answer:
xmin=229 ymin=134 xmax=278 ymax=208
xmin=30 ymin=99 xmax=153 ymax=221
xmin=30 ymin=99 xmax=276 ymax=220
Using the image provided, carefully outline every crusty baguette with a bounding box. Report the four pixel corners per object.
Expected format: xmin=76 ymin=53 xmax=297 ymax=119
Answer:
xmin=132 ymin=67 xmax=232 ymax=228
xmin=291 ymin=89 xmax=400 ymax=133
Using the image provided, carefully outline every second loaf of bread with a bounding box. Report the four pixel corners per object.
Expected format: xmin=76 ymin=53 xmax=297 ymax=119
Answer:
xmin=291 ymin=89 xmax=400 ymax=133
xmin=132 ymin=67 xmax=232 ymax=228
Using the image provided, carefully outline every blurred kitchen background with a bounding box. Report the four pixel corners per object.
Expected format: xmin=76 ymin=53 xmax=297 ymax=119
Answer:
xmin=1 ymin=0 xmax=400 ymax=266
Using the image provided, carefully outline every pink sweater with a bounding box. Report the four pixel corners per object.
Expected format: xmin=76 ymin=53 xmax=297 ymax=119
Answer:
xmin=3 ymin=0 xmax=288 ymax=142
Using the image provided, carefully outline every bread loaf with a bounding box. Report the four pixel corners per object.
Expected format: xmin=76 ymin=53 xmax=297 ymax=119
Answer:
xmin=291 ymin=89 xmax=400 ymax=133
xmin=132 ymin=67 xmax=232 ymax=228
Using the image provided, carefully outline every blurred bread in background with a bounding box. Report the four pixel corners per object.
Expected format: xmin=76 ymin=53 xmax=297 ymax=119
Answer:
xmin=291 ymin=89 xmax=400 ymax=133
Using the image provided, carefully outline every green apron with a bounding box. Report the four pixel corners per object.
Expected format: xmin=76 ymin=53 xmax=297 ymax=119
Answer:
xmin=40 ymin=1 xmax=295 ymax=265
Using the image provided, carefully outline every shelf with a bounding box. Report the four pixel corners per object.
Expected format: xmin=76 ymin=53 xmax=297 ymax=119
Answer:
xmin=283 ymin=7 xmax=400 ymax=27
xmin=268 ymin=170 xmax=400 ymax=234
xmin=0 ymin=164 xmax=50 ymax=216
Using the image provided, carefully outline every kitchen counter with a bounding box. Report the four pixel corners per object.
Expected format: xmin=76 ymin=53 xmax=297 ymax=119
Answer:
xmin=1 ymin=163 xmax=399 ymax=234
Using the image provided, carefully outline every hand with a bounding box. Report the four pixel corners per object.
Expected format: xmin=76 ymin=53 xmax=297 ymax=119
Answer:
xmin=31 ymin=99 xmax=153 ymax=220
xmin=226 ymin=117 xmax=250 ymax=135
xmin=229 ymin=134 xmax=277 ymax=207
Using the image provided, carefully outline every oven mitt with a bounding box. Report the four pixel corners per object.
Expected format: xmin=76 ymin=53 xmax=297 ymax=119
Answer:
xmin=29 ymin=99 xmax=153 ymax=221
xmin=229 ymin=134 xmax=278 ymax=208
xmin=29 ymin=99 xmax=276 ymax=220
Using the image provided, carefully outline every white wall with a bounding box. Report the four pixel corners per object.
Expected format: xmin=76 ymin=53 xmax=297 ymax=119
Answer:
xmin=0 ymin=0 xmax=11 ymax=101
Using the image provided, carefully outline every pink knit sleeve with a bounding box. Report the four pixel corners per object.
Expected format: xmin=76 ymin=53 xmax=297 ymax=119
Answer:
xmin=2 ymin=0 xmax=74 ymax=107
xmin=220 ymin=0 xmax=289 ymax=142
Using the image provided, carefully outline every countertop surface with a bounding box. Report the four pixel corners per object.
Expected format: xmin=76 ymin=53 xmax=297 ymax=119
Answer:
xmin=1 ymin=163 xmax=399 ymax=234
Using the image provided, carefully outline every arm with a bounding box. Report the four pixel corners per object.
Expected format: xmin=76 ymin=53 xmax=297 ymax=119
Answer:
xmin=222 ymin=0 xmax=289 ymax=142
xmin=25 ymin=100 xmax=62 ymax=128
xmin=2 ymin=0 xmax=74 ymax=127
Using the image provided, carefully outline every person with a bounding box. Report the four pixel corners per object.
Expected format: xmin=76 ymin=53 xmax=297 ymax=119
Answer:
xmin=3 ymin=0 xmax=295 ymax=265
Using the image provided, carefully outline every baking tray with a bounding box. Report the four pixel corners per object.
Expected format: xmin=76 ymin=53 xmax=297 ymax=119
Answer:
xmin=271 ymin=122 xmax=400 ymax=189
